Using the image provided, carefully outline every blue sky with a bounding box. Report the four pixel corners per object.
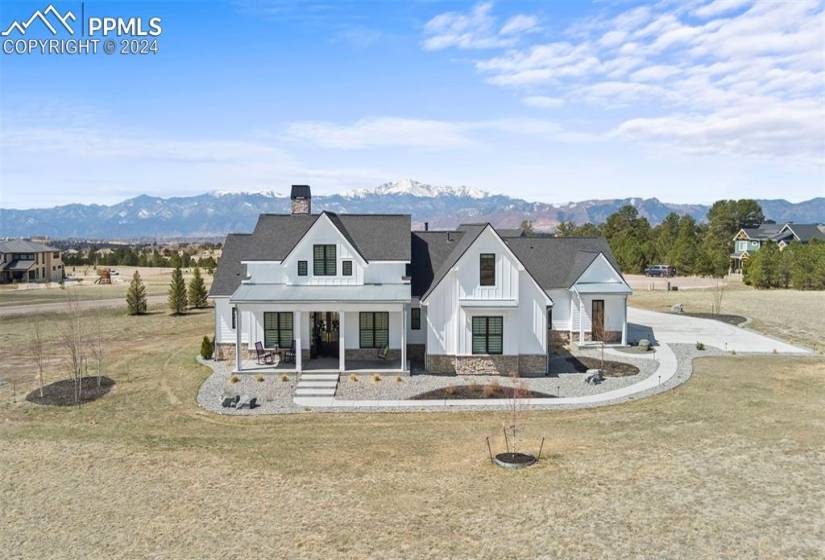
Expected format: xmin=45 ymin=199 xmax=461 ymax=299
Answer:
xmin=0 ymin=0 xmax=823 ymax=209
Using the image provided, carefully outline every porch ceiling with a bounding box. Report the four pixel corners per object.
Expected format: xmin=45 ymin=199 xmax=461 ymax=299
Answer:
xmin=229 ymin=283 xmax=411 ymax=304
xmin=573 ymin=282 xmax=632 ymax=295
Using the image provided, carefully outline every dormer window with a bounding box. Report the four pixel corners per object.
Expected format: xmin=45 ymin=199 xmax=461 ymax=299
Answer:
xmin=298 ymin=260 xmax=308 ymax=276
xmin=342 ymin=260 xmax=353 ymax=276
xmin=480 ymin=253 xmax=495 ymax=286
xmin=313 ymin=244 xmax=336 ymax=276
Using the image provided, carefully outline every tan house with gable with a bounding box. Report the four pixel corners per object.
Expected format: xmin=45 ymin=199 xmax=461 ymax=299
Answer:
xmin=0 ymin=239 xmax=64 ymax=283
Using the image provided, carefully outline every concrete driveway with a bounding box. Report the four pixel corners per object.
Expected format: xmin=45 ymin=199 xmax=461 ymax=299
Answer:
xmin=628 ymin=307 xmax=810 ymax=354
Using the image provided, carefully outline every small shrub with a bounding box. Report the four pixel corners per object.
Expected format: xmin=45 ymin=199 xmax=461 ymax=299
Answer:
xmin=695 ymin=342 xmax=705 ymax=351
xmin=772 ymin=348 xmax=777 ymax=354
xmin=731 ymin=349 xmax=736 ymax=355
xmin=256 ymin=374 xmax=265 ymax=383
xmin=445 ymin=383 xmax=457 ymax=395
xmin=482 ymin=380 xmax=500 ymax=398
xmin=468 ymin=380 xmax=478 ymax=394
xmin=349 ymin=374 xmax=358 ymax=382
xmin=372 ymin=374 xmax=382 ymax=383
xmin=200 ymin=336 xmax=214 ymax=360
xmin=229 ymin=374 xmax=240 ymax=384
xmin=395 ymin=375 xmax=403 ymax=383
xmin=280 ymin=374 xmax=289 ymax=382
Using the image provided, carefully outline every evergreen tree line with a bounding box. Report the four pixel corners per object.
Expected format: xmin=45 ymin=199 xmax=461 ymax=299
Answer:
xmin=554 ymin=199 xmax=823 ymax=289
xmin=125 ymin=266 xmax=209 ymax=316
xmin=743 ymin=240 xmax=825 ymax=290
xmin=64 ymin=246 xmax=217 ymax=271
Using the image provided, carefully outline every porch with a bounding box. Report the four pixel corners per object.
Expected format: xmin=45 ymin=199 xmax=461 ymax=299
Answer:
xmin=227 ymin=286 xmax=411 ymax=374
xmin=235 ymin=357 xmax=408 ymax=374
xmin=570 ymin=284 xmax=631 ymax=347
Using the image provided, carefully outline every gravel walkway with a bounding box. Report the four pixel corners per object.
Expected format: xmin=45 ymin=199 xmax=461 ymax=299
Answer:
xmin=337 ymin=350 xmax=657 ymax=401
xmin=196 ymin=358 xmax=303 ymax=415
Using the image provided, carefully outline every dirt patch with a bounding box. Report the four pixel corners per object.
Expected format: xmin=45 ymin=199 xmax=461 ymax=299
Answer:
xmin=411 ymin=384 xmax=554 ymax=400
xmin=25 ymin=376 xmax=115 ymax=406
xmin=562 ymin=357 xmax=639 ymax=377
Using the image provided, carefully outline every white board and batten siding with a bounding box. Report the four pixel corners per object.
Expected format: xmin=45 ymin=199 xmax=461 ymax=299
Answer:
xmin=425 ymin=227 xmax=547 ymax=356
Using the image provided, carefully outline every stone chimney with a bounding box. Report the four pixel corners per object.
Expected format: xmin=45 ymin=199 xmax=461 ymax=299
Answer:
xmin=290 ymin=185 xmax=311 ymax=215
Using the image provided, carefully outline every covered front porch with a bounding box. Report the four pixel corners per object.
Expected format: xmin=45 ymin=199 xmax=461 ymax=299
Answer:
xmin=570 ymin=283 xmax=631 ymax=347
xmin=229 ymin=285 xmax=410 ymax=374
xmin=234 ymin=356 xmax=406 ymax=374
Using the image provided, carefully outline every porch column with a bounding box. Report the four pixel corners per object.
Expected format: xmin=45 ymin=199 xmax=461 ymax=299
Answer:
xmin=339 ymin=311 xmax=346 ymax=372
xmin=621 ymin=296 xmax=628 ymax=346
xmin=400 ymin=307 xmax=407 ymax=371
xmin=235 ymin=304 xmax=242 ymax=372
xmin=295 ymin=311 xmax=302 ymax=373
xmin=578 ymin=293 xmax=585 ymax=344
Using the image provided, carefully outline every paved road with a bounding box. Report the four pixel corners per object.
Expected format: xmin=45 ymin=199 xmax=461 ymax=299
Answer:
xmin=0 ymin=295 xmax=168 ymax=317
xmin=628 ymin=307 xmax=810 ymax=354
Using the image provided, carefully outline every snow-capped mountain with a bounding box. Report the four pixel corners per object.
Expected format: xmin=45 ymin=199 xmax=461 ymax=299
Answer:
xmin=1 ymin=180 xmax=823 ymax=239
xmin=343 ymin=179 xmax=490 ymax=199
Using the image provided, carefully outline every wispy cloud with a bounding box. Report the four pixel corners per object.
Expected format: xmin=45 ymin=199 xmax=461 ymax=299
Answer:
xmin=425 ymin=0 xmax=825 ymax=162
xmin=422 ymin=2 xmax=539 ymax=51
xmin=284 ymin=116 xmax=562 ymax=149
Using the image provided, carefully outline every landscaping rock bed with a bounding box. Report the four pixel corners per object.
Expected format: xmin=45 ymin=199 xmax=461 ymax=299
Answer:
xmin=196 ymin=358 xmax=302 ymax=415
xmin=559 ymin=356 xmax=640 ymax=377
xmin=26 ymin=376 xmax=114 ymax=406
xmin=411 ymin=384 xmax=554 ymax=400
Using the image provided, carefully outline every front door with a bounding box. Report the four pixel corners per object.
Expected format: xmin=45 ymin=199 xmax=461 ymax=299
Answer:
xmin=591 ymin=300 xmax=605 ymax=342
xmin=312 ymin=312 xmax=339 ymax=357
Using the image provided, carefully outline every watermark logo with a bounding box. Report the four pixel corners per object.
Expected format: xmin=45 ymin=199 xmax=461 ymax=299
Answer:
xmin=1 ymin=4 xmax=75 ymax=36
xmin=2 ymin=2 xmax=162 ymax=56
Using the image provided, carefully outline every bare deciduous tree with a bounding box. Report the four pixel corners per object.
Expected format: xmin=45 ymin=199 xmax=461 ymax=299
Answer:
xmin=31 ymin=318 xmax=46 ymax=398
xmin=506 ymin=372 xmax=529 ymax=454
xmin=61 ymin=292 xmax=87 ymax=406
xmin=711 ymin=279 xmax=726 ymax=315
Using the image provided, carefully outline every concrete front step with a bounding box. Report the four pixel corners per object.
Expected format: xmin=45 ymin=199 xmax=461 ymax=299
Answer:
xmin=295 ymin=387 xmax=337 ymax=397
xmin=299 ymin=373 xmax=341 ymax=381
xmin=297 ymin=380 xmax=338 ymax=388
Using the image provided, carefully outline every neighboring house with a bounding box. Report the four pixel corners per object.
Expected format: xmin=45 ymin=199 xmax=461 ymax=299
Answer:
xmin=0 ymin=239 xmax=64 ymax=283
xmin=731 ymin=222 xmax=825 ymax=272
xmin=209 ymin=185 xmax=631 ymax=376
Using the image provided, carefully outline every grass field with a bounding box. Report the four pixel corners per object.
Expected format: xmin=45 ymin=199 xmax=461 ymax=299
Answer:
xmin=1 ymin=296 xmax=824 ymax=558
xmin=0 ymin=266 xmax=211 ymax=307
xmin=630 ymin=279 xmax=825 ymax=352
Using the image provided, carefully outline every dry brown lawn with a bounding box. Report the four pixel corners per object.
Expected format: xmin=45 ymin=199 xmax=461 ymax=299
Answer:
xmin=1 ymin=305 xmax=824 ymax=559
xmin=630 ymin=279 xmax=825 ymax=352
xmin=0 ymin=266 xmax=211 ymax=307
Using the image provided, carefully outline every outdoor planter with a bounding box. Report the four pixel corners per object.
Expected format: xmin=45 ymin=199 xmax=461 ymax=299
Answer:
xmin=494 ymin=452 xmax=537 ymax=469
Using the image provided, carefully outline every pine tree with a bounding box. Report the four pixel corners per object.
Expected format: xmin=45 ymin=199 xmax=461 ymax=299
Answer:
xmin=126 ymin=271 xmax=148 ymax=315
xmin=188 ymin=266 xmax=208 ymax=309
xmin=168 ymin=266 xmax=188 ymax=315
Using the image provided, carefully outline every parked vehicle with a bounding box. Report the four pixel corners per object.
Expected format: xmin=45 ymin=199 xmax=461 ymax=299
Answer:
xmin=644 ymin=264 xmax=676 ymax=277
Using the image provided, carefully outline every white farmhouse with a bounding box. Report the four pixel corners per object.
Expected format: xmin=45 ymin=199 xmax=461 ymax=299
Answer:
xmin=209 ymin=185 xmax=631 ymax=376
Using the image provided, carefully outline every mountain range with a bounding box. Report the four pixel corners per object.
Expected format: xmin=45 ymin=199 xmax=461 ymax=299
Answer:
xmin=1 ymin=179 xmax=823 ymax=240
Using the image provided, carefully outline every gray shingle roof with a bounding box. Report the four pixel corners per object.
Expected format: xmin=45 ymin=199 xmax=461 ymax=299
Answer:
xmin=417 ymin=225 xmax=486 ymax=300
xmin=208 ymin=234 xmax=252 ymax=296
xmin=739 ymin=224 xmax=783 ymax=240
xmin=505 ymin=237 xmax=622 ymax=289
xmin=210 ymin=212 xmax=411 ymax=296
xmin=783 ymin=223 xmax=825 ymax=242
xmin=0 ymin=239 xmax=59 ymax=253
xmin=242 ymin=212 xmax=411 ymax=262
xmin=410 ymin=230 xmax=468 ymax=297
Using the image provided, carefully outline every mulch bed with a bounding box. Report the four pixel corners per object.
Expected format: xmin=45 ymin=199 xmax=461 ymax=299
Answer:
xmin=26 ymin=376 xmax=115 ymax=406
xmin=563 ymin=357 xmax=639 ymax=377
xmin=676 ymin=312 xmax=748 ymax=326
xmin=411 ymin=384 xmax=554 ymax=400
